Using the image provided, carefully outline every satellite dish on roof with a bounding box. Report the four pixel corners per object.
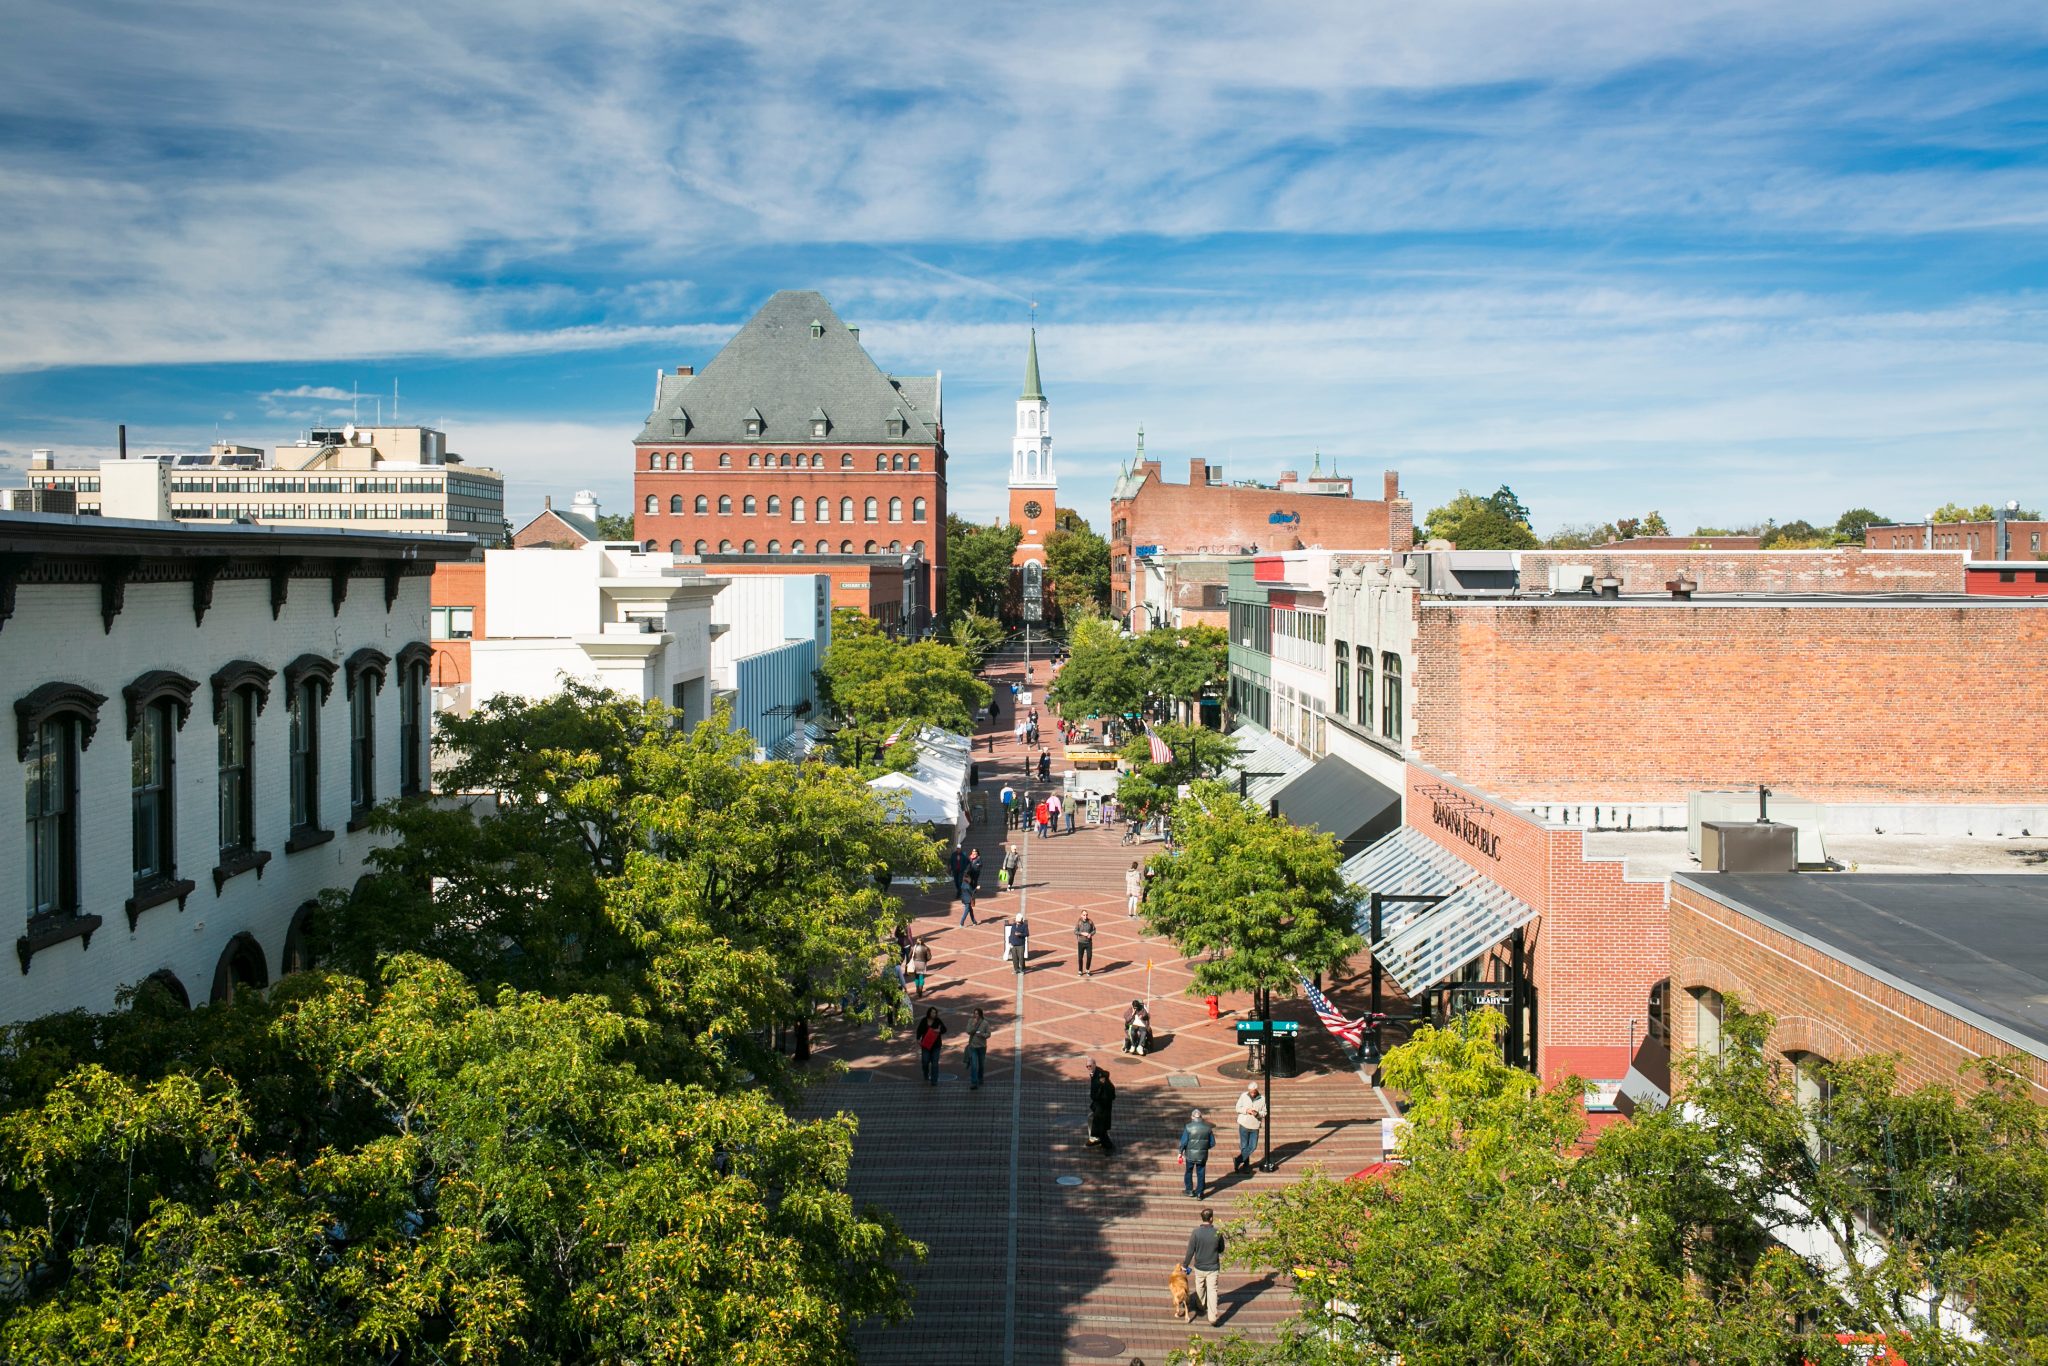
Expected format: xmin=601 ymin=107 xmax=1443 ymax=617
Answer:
xmin=342 ymin=423 xmax=358 ymax=444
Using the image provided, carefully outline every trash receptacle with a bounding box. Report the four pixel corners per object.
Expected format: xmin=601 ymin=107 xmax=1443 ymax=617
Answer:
xmin=1274 ymin=1032 xmax=1299 ymax=1078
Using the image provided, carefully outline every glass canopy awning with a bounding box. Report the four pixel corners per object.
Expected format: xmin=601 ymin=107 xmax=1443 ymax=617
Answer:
xmin=1344 ymin=826 xmax=1538 ymax=996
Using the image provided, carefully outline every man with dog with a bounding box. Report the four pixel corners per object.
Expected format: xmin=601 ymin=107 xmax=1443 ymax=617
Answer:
xmin=1181 ymin=1207 xmax=1225 ymax=1326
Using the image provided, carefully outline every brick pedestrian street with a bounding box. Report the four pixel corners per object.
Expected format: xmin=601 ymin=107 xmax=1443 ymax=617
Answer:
xmin=803 ymin=654 xmax=1392 ymax=1365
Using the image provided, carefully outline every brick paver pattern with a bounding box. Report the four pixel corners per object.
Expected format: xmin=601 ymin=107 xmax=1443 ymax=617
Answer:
xmin=803 ymin=649 xmax=1390 ymax=1365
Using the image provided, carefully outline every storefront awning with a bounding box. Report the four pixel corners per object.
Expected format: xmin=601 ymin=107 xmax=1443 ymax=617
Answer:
xmin=1346 ymin=826 xmax=1539 ymax=997
xmin=1222 ymin=722 xmax=1313 ymax=805
xmin=1616 ymin=1036 xmax=1671 ymax=1119
xmin=1271 ymin=754 xmax=1401 ymax=858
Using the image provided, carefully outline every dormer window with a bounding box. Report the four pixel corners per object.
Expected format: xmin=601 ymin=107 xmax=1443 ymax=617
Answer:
xmin=886 ymin=408 xmax=907 ymax=438
xmin=810 ymin=319 xmax=824 ymax=338
xmin=744 ymin=407 xmax=764 ymax=438
xmin=670 ymin=409 xmax=691 ymax=438
xmin=812 ymin=408 xmax=830 ymax=439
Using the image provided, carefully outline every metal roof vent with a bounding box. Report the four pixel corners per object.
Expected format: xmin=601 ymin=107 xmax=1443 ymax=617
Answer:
xmin=1666 ymin=575 xmax=1697 ymax=600
xmin=1596 ymin=575 xmax=1622 ymax=599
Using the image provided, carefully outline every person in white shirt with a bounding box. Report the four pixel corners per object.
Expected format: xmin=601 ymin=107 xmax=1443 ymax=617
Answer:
xmin=1125 ymin=861 xmax=1143 ymax=916
xmin=1233 ymin=1082 xmax=1267 ymax=1172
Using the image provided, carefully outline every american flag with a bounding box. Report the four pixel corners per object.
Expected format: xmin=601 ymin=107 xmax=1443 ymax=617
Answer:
xmin=1146 ymin=724 xmax=1174 ymax=766
xmin=1302 ymin=977 xmax=1365 ymax=1047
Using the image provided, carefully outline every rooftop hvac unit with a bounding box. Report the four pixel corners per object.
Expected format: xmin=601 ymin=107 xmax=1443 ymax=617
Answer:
xmin=1688 ymin=790 xmax=1826 ymax=865
xmin=1549 ymin=563 xmax=1595 ymax=594
xmin=1699 ymin=820 xmax=1797 ymax=874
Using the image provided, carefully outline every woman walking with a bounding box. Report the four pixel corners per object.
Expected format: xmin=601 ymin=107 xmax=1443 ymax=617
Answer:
xmin=917 ymin=1006 xmax=947 ymax=1086
xmin=907 ymin=937 xmax=933 ymax=997
xmin=1126 ymin=860 xmax=1144 ymax=916
xmin=967 ymin=848 xmax=983 ymax=892
xmin=1087 ymin=1062 xmax=1117 ymax=1151
xmin=965 ymin=1007 xmax=992 ymax=1089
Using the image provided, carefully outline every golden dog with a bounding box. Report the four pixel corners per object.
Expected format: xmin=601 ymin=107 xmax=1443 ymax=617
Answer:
xmin=1168 ymin=1263 xmax=1192 ymax=1322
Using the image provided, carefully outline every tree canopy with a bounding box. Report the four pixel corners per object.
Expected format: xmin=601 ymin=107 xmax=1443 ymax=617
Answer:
xmin=1136 ymin=782 xmax=1362 ymax=1007
xmin=1193 ymin=1002 xmax=2048 ymax=1366
xmin=1048 ymin=615 xmax=1148 ymax=720
xmin=944 ymin=515 xmax=1021 ymax=620
xmin=818 ymin=608 xmax=989 ymax=768
xmin=595 ymin=511 xmax=637 ymax=540
xmin=1114 ymin=722 xmax=1240 ymax=816
xmin=1046 ymin=508 xmax=1111 ymax=618
xmin=1422 ymin=486 xmax=1539 ymax=550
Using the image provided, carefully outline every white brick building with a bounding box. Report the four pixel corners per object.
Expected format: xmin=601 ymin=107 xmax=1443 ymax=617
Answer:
xmin=1 ymin=512 xmax=472 ymax=1022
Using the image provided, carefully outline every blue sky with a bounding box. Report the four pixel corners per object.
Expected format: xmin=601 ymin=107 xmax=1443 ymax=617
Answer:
xmin=3 ymin=1 xmax=2047 ymax=534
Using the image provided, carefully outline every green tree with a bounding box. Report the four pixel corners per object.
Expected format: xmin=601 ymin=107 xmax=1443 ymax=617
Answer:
xmin=1046 ymin=511 xmax=1111 ymax=618
xmin=1421 ymin=487 xmax=1539 ymax=550
xmin=1113 ymin=722 xmax=1240 ymax=816
xmin=946 ymin=610 xmax=1007 ymax=672
xmin=944 ymin=515 xmax=1021 ymax=620
xmin=1761 ymin=518 xmax=1831 ymax=549
xmin=1198 ymin=1002 xmax=2048 ymax=1366
xmin=1047 ymin=615 xmax=1146 ymax=721
xmin=1137 ymin=782 xmax=1362 ymax=1021
xmin=1135 ymin=624 xmax=1228 ymax=716
xmin=1834 ymin=507 xmax=1888 ymax=541
xmin=0 ymin=960 xmax=921 ymax=1365
xmin=595 ymin=511 xmax=637 ymax=541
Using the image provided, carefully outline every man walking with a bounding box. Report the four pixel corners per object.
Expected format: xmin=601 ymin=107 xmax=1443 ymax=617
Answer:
xmin=1182 ymin=1208 xmax=1226 ymax=1327
xmin=1179 ymin=1108 xmax=1216 ymax=1199
xmin=958 ymin=876 xmax=979 ymax=927
xmin=1074 ymin=911 xmax=1096 ymax=978
xmin=1010 ymin=911 xmax=1031 ymax=973
xmin=1064 ymin=802 xmax=1076 ymax=835
xmin=964 ymin=1007 xmax=992 ymax=1089
xmin=1046 ymin=791 xmax=1063 ymax=835
xmin=1233 ymin=1082 xmax=1266 ymax=1173
xmin=1000 ymin=783 xmax=1016 ymax=828
xmin=949 ymin=844 xmax=967 ymax=895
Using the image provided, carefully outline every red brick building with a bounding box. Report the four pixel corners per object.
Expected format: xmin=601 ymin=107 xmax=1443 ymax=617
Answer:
xmin=1109 ymin=444 xmax=1410 ymax=631
xmin=1517 ymin=546 xmax=1965 ymax=596
xmin=1411 ymin=597 xmax=2048 ymax=806
xmin=428 ymin=560 xmax=485 ymax=688
xmin=1867 ymin=515 xmax=2048 ymax=559
xmin=632 ymin=290 xmax=946 ymax=627
xmin=1669 ymin=874 xmax=2048 ymax=1105
xmin=1598 ymin=534 xmax=1763 ymax=550
xmin=1966 ymin=561 xmax=2048 ymax=596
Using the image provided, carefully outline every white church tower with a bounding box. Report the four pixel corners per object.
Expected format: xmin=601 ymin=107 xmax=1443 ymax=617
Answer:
xmin=1008 ymin=328 xmax=1057 ymax=573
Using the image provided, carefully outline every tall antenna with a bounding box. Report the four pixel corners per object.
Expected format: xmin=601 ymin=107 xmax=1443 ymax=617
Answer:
xmin=393 ymin=378 xmax=400 ymax=423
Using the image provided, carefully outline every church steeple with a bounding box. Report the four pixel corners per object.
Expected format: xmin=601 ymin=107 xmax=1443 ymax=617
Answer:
xmin=1022 ymin=327 xmax=1044 ymax=401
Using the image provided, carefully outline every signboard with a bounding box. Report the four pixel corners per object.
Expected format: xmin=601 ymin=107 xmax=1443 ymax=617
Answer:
xmin=1021 ymin=560 xmax=1044 ymax=624
xmin=1233 ymin=1019 xmax=1302 ymax=1041
xmin=1431 ymin=797 xmax=1501 ymax=859
xmin=1018 ymin=691 xmax=1033 ymax=705
xmin=1584 ymin=1080 xmax=1622 ymax=1113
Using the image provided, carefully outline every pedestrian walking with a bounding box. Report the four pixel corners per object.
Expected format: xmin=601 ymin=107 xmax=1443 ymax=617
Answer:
xmin=1046 ymin=792 xmax=1063 ymax=834
xmin=1002 ymin=843 xmax=1021 ymax=891
xmin=1064 ymin=803 xmax=1076 ymax=835
xmin=1233 ymin=1082 xmax=1267 ymax=1173
xmin=1011 ymin=911 xmax=1031 ymax=973
xmin=1126 ymin=861 xmax=1144 ymax=915
xmin=917 ymin=1006 xmax=947 ymax=1085
xmin=894 ymin=922 xmax=914 ymax=970
xmin=997 ymin=843 xmax=1014 ymax=891
xmin=958 ymin=877 xmax=979 ymax=926
xmin=1034 ymin=800 xmax=1051 ymax=839
xmin=1182 ymin=1209 xmax=1226 ymax=1326
xmin=1037 ymin=749 xmax=1051 ymax=781
xmin=949 ymin=844 xmax=967 ymax=894
xmin=1179 ymin=1108 xmax=1217 ymax=1199
xmin=966 ymin=848 xmax=983 ymax=892
xmin=1001 ymin=915 xmax=1018 ymax=965
xmin=1074 ymin=912 xmax=1096 ymax=977
xmin=1087 ymin=1062 xmax=1117 ymax=1150
xmin=1000 ymin=783 xmax=1016 ymax=826
xmin=907 ymin=937 xmax=933 ymax=996
xmin=964 ymin=1007 xmax=992 ymax=1089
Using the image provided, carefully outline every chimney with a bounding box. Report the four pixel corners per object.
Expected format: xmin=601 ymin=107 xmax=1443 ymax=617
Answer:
xmin=675 ymin=365 xmax=693 ymax=376
xmin=118 ymin=424 xmax=127 ymax=461
xmin=544 ymin=494 xmax=552 ymax=510
xmin=1383 ymin=470 xmax=1400 ymax=502
xmin=30 ymin=449 xmax=54 ymax=470
xmin=1279 ymin=469 xmax=1298 ymax=485
xmin=848 ymin=326 xmax=860 ymax=341
xmin=1189 ymin=457 xmax=1208 ymax=486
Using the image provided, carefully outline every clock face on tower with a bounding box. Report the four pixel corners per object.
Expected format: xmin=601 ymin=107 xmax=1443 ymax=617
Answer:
xmin=1023 ymin=500 xmax=1043 ymax=518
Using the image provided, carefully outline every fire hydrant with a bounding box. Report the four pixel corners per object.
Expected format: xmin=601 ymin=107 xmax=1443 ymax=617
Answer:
xmin=1205 ymin=994 xmax=1221 ymax=1019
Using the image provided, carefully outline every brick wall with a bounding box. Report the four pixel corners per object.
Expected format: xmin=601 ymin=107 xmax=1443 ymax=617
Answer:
xmin=1415 ymin=600 xmax=2048 ymax=803
xmin=1868 ymin=520 xmax=2048 ymax=558
xmin=1669 ymin=881 xmax=2048 ymax=1103
xmin=1519 ymin=547 xmax=1964 ymax=596
xmin=1402 ymin=764 xmax=1669 ymax=1088
xmin=429 ymin=561 xmax=485 ymax=686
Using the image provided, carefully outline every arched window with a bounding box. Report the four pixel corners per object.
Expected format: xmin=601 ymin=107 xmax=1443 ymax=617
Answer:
xmin=742 ymin=495 xmax=757 ymax=515
xmin=1380 ymin=652 xmax=1403 ymax=741
xmin=863 ymin=497 xmax=878 ymax=522
xmin=1646 ymin=979 xmax=1669 ymax=1045
xmin=681 ymin=453 xmax=694 ymax=470
xmin=840 ymin=453 xmax=853 ymax=468
xmin=908 ymin=454 xmax=921 ymax=471
xmin=665 ymin=453 xmax=677 ymax=470
xmin=888 ymin=540 xmax=901 ymax=552
xmin=718 ymin=539 xmax=734 ymax=553
xmin=743 ymin=539 xmax=757 ymax=553
xmin=1355 ymin=643 xmax=1373 ymax=729
xmin=891 ymin=453 xmax=904 ymax=470
xmin=840 ymin=539 xmax=854 ymax=554
xmin=791 ymin=498 xmax=806 ymax=522
xmin=840 ymin=496 xmax=855 ymax=523
xmin=718 ymin=453 xmax=732 ymax=467
xmin=1688 ymin=988 xmax=1725 ymax=1060
xmin=694 ymin=540 xmax=708 ymax=555
xmin=694 ymin=494 xmax=708 ymax=514
xmin=767 ymin=539 xmax=781 ymax=554
xmin=779 ymin=453 xmax=791 ymax=467
xmin=718 ymin=495 xmax=732 ymax=515
xmin=817 ymin=497 xmax=831 ymax=523
xmin=810 ymin=453 xmax=822 ymax=468
xmin=748 ymin=453 xmax=760 ymax=468
xmin=644 ymin=539 xmax=657 ymax=552
xmin=1789 ymin=1052 xmax=1836 ymax=1160
xmin=669 ymin=494 xmax=683 ymax=514
xmin=766 ymin=495 xmax=781 ymax=516
xmin=644 ymin=494 xmax=657 ymax=514
xmin=668 ymin=539 xmax=682 ymax=555
xmin=865 ymin=540 xmax=878 ymax=554
xmin=912 ymin=497 xmax=927 ymax=522
xmin=875 ymin=454 xmax=887 ymax=471
xmin=790 ymin=540 xmax=805 ymax=554
xmin=912 ymin=539 xmax=926 ymax=555
xmin=648 ymin=453 xmax=661 ymax=471
xmin=888 ymin=497 xmax=902 ymax=522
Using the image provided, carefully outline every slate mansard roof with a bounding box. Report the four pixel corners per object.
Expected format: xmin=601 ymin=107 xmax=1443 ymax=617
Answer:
xmin=638 ymin=291 xmax=942 ymax=447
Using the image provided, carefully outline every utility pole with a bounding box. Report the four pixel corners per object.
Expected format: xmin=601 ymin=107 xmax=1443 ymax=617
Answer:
xmin=1258 ymin=984 xmax=1278 ymax=1173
